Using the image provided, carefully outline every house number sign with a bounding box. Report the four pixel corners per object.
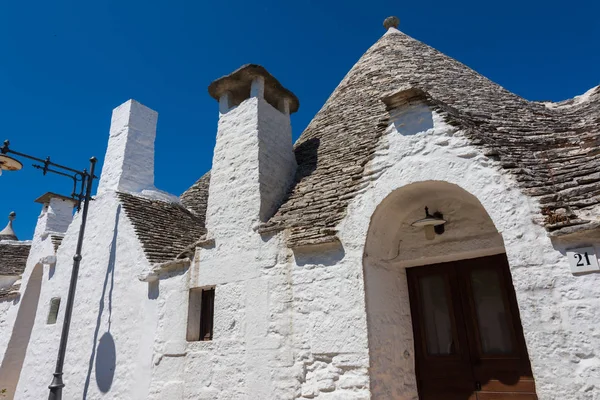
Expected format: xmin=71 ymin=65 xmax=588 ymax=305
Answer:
xmin=567 ymin=247 xmax=600 ymax=274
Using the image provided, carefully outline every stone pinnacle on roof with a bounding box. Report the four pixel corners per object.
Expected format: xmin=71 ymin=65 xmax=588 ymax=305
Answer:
xmin=383 ymin=16 xmax=399 ymax=30
xmin=0 ymin=211 xmax=18 ymax=241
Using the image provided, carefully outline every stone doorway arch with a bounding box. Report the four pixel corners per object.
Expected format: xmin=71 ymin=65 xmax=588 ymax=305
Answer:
xmin=362 ymin=181 xmax=536 ymax=399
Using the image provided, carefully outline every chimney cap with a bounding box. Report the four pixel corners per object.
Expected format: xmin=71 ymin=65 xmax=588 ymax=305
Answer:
xmin=208 ymin=64 xmax=299 ymax=114
xmin=34 ymin=192 xmax=78 ymax=205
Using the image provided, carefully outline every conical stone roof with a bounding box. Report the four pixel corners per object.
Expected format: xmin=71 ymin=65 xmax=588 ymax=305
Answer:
xmin=256 ymin=26 xmax=600 ymax=246
xmin=0 ymin=212 xmax=18 ymax=241
xmin=0 ymin=211 xmax=31 ymax=288
xmin=181 ymin=24 xmax=599 ymax=248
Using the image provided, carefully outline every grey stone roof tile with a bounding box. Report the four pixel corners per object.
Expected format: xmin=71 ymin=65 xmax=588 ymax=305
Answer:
xmin=0 ymin=242 xmax=30 ymax=276
xmin=117 ymin=192 xmax=206 ymax=264
xmin=180 ymin=172 xmax=210 ymax=224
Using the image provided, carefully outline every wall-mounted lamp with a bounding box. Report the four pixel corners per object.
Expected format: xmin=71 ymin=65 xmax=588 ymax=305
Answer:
xmin=0 ymin=153 xmax=23 ymax=176
xmin=411 ymin=207 xmax=446 ymax=240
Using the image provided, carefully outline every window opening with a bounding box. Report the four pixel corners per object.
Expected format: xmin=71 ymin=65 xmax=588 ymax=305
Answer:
xmin=187 ymin=287 xmax=215 ymax=341
xmin=47 ymin=297 xmax=61 ymax=324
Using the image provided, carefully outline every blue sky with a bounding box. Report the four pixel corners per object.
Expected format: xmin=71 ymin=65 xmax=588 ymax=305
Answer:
xmin=1 ymin=0 xmax=598 ymax=240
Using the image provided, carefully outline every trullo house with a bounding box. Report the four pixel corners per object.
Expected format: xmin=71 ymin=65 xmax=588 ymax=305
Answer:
xmin=1 ymin=16 xmax=600 ymax=400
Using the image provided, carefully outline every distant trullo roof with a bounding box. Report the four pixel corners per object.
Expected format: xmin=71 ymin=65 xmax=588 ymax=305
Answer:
xmin=0 ymin=212 xmax=18 ymax=241
xmin=178 ymin=20 xmax=600 ymax=248
xmin=0 ymin=212 xmax=31 ymax=299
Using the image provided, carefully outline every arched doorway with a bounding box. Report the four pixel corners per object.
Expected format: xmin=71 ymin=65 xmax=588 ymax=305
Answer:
xmin=363 ymin=181 xmax=537 ymax=399
xmin=0 ymin=263 xmax=44 ymax=398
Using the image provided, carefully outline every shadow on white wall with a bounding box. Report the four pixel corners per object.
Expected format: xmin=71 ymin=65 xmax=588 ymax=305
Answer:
xmin=0 ymin=263 xmax=44 ymax=398
xmin=82 ymin=206 xmax=120 ymax=397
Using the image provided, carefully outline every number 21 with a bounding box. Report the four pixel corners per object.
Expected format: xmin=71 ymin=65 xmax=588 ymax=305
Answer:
xmin=575 ymin=252 xmax=591 ymax=267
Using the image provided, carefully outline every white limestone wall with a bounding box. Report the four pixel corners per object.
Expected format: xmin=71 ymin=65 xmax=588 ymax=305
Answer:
xmin=164 ymin=89 xmax=369 ymax=399
xmin=13 ymin=191 xmax=158 ymax=399
xmin=332 ymin=102 xmax=600 ymax=399
xmin=208 ymin=92 xmax=296 ymax=235
xmin=172 ymin=91 xmax=300 ymax=399
xmin=256 ymin=98 xmax=296 ymax=221
xmin=288 ymin=244 xmax=371 ymax=400
xmin=207 ymin=96 xmax=262 ymax=235
xmin=181 ymin=234 xmax=297 ymax=400
xmin=0 ymin=298 xmax=17 ymax=359
xmin=0 ymin=228 xmax=58 ymax=397
xmin=37 ymin=197 xmax=76 ymax=234
xmin=10 ymin=98 xmax=165 ymax=399
xmin=0 ymin=264 xmax=44 ymax=398
xmin=145 ymin=268 xmax=187 ymax=399
xmin=0 ymin=260 xmax=47 ymax=377
xmin=0 ymin=197 xmax=74 ymax=388
xmin=156 ymin=226 xmax=371 ymax=400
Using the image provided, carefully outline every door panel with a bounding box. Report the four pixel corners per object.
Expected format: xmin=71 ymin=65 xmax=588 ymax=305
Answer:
xmin=418 ymin=274 xmax=457 ymax=355
xmin=408 ymin=263 xmax=475 ymax=400
xmin=458 ymin=255 xmax=535 ymax=395
xmin=407 ymin=255 xmax=537 ymax=400
xmin=476 ymin=393 xmax=538 ymax=400
xmin=480 ymin=379 xmax=536 ymax=393
xmin=468 ymin=267 xmax=514 ymax=354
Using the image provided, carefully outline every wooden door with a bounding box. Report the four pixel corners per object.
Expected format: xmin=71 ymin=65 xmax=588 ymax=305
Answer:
xmin=407 ymin=254 xmax=537 ymax=400
xmin=408 ymin=263 xmax=478 ymax=400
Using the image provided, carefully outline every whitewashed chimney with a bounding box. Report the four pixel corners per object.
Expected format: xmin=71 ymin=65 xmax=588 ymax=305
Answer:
xmin=205 ymin=64 xmax=298 ymax=236
xmin=98 ymin=99 xmax=158 ymax=195
xmin=32 ymin=193 xmax=77 ymax=238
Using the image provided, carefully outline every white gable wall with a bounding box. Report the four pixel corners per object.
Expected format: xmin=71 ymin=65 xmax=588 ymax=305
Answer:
xmin=333 ymin=103 xmax=600 ymax=399
xmin=0 ymin=198 xmax=72 ymax=397
xmin=8 ymin=99 xmax=162 ymax=399
xmin=14 ymin=191 xmax=157 ymax=399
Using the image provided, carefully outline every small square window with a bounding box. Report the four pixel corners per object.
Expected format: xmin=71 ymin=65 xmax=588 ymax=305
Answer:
xmin=187 ymin=287 xmax=215 ymax=341
xmin=47 ymin=297 xmax=61 ymax=324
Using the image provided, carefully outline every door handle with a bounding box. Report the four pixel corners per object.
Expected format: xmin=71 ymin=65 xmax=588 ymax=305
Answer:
xmin=475 ymin=381 xmax=482 ymax=391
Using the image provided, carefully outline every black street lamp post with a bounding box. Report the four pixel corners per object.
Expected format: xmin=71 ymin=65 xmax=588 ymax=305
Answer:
xmin=0 ymin=140 xmax=97 ymax=400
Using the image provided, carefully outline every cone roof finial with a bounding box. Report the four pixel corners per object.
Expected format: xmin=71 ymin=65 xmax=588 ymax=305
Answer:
xmin=383 ymin=16 xmax=399 ymax=30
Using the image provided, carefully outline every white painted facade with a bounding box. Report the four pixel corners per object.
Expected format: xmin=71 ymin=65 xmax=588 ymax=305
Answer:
xmin=0 ymin=195 xmax=75 ymax=397
xmin=1 ymin=40 xmax=600 ymax=400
